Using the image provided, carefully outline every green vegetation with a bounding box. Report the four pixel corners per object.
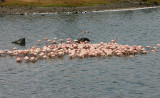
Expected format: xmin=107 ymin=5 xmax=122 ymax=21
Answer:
xmin=0 ymin=0 xmax=123 ymax=7
xmin=0 ymin=0 xmax=159 ymax=7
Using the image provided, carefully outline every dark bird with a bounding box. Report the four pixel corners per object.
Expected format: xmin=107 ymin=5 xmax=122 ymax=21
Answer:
xmin=77 ymin=37 xmax=90 ymax=43
xmin=12 ymin=38 xmax=25 ymax=46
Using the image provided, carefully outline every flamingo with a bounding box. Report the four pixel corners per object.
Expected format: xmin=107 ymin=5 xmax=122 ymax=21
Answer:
xmin=16 ymin=57 xmax=22 ymax=62
xmin=1 ymin=37 xmax=156 ymax=63
xmin=24 ymin=56 xmax=29 ymax=62
xmin=110 ymin=38 xmax=117 ymax=43
xmin=30 ymin=57 xmax=37 ymax=62
xmin=59 ymin=39 xmax=63 ymax=44
xmin=157 ymin=44 xmax=160 ymax=47
xmin=44 ymin=38 xmax=48 ymax=40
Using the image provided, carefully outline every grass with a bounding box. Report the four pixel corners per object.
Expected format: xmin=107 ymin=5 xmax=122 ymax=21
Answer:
xmin=1 ymin=0 xmax=159 ymax=7
xmin=1 ymin=0 xmax=123 ymax=7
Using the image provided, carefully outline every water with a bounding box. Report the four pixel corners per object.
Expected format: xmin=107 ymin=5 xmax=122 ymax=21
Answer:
xmin=0 ymin=7 xmax=160 ymax=98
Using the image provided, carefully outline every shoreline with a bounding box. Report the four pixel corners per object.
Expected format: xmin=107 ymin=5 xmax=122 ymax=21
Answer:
xmin=0 ymin=2 xmax=159 ymax=15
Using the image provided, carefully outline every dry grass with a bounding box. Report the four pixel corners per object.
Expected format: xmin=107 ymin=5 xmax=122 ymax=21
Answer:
xmin=2 ymin=0 xmax=123 ymax=7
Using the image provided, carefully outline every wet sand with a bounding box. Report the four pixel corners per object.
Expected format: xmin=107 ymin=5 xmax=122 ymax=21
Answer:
xmin=0 ymin=2 xmax=159 ymax=15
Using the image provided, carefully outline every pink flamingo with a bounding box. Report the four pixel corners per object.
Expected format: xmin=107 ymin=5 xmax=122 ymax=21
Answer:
xmin=16 ymin=57 xmax=22 ymax=62
xmin=110 ymin=38 xmax=117 ymax=43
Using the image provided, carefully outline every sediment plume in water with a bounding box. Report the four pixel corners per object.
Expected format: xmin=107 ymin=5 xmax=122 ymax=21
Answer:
xmin=0 ymin=38 xmax=159 ymax=63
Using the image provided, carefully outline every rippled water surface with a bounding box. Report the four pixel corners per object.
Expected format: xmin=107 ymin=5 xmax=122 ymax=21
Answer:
xmin=0 ymin=7 xmax=160 ymax=98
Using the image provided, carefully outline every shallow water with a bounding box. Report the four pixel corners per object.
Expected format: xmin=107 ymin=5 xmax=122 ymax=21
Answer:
xmin=0 ymin=7 xmax=160 ymax=98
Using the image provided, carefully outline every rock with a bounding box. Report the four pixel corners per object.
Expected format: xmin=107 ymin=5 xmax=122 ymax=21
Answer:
xmin=12 ymin=38 xmax=25 ymax=46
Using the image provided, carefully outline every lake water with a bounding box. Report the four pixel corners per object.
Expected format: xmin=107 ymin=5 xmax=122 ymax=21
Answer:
xmin=0 ymin=7 xmax=160 ymax=98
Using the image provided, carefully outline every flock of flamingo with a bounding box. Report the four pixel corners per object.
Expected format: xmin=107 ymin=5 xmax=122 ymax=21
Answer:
xmin=0 ymin=37 xmax=160 ymax=63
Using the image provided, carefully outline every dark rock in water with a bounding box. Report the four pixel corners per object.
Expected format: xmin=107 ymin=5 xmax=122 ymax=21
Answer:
xmin=77 ymin=37 xmax=90 ymax=43
xmin=12 ymin=38 xmax=25 ymax=46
